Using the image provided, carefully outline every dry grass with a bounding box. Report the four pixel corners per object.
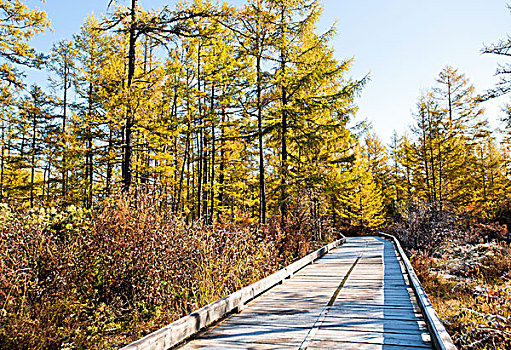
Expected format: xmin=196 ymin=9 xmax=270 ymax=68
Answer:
xmin=411 ymin=239 xmax=511 ymax=349
xmin=389 ymin=200 xmax=511 ymax=349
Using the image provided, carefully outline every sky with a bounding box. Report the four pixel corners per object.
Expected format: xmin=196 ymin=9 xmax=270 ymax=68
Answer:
xmin=24 ymin=0 xmax=511 ymax=143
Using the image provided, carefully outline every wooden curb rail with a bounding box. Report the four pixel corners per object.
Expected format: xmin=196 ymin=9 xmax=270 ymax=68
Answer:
xmin=378 ymin=232 xmax=457 ymax=350
xmin=120 ymin=235 xmax=347 ymax=350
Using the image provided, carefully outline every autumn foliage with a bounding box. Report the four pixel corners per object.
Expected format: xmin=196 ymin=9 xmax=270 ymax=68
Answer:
xmin=0 ymin=196 xmax=334 ymax=349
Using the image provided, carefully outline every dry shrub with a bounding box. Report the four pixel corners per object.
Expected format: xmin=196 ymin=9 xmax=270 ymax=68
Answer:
xmin=446 ymin=282 xmax=511 ymax=349
xmin=409 ymin=252 xmax=511 ymax=349
xmin=410 ymin=250 xmax=436 ymax=283
xmin=427 ymin=278 xmax=511 ymax=350
xmin=465 ymin=223 xmax=509 ymax=244
xmin=401 ymin=201 xmax=511 ymax=349
xmin=388 ymin=200 xmax=509 ymax=255
xmin=0 ymin=195 xmax=331 ymax=349
xmin=441 ymin=242 xmax=511 ymax=283
xmin=411 ymin=240 xmax=511 ymax=349
xmin=410 ymin=251 xmax=462 ymax=299
xmin=269 ymin=191 xmax=336 ymax=261
xmin=387 ymin=200 xmax=460 ymax=252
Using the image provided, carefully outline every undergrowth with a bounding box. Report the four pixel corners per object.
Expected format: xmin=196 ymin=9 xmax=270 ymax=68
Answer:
xmin=0 ymin=196 xmax=335 ymax=349
xmin=412 ymin=250 xmax=511 ymax=349
xmin=390 ymin=200 xmax=511 ymax=349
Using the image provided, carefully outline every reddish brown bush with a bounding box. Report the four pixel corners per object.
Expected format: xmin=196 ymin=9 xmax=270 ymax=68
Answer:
xmin=0 ymin=196 xmax=331 ymax=349
xmin=386 ymin=200 xmax=461 ymax=252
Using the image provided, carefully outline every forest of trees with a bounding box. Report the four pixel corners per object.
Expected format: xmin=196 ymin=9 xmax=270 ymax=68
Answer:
xmin=0 ymin=0 xmax=510 ymax=229
xmin=0 ymin=0 xmax=375 ymax=229
xmin=390 ymin=65 xmax=511 ymax=220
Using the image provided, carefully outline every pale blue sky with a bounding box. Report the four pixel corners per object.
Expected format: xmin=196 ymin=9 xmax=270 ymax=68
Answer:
xmin=25 ymin=0 xmax=511 ymax=143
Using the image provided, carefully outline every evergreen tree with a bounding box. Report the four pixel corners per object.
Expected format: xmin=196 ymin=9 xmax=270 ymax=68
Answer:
xmin=337 ymin=148 xmax=385 ymax=230
xmin=15 ymin=85 xmax=53 ymax=207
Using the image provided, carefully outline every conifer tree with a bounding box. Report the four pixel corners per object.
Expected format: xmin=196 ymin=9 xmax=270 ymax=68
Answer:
xmin=17 ymin=85 xmax=53 ymax=207
xmin=337 ymin=148 xmax=385 ymax=229
xmin=364 ymin=132 xmax=391 ymax=201
xmin=238 ymin=0 xmax=276 ymax=224
xmin=0 ymin=0 xmax=50 ymax=88
xmin=269 ymin=0 xmax=364 ymax=222
xmin=47 ymin=40 xmax=78 ymax=203
xmin=74 ymin=16 xmax=115 ymax=207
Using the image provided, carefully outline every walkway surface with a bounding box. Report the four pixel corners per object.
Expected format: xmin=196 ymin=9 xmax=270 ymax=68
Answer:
xmin=178 ymin=236 xmax=433 ymax=349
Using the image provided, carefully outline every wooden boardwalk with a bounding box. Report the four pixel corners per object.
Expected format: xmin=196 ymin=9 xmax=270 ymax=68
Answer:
xmin=178 ymin=237 xmax=433 ymax=349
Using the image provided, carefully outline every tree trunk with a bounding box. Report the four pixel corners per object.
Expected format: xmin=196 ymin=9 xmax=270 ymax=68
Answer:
xmin=197 ymin=44 xmax=203 ymax=219
xmin=176 ymin=119 xmax=190 ymax=214
xmin=105 ymin=126 xmax=113 ymax=196
xmin=218 ymin=106 xmax=225 ymax=216
xmin=30 ymin=111 xmax=37 ymax=208
xmin=62 ymin=59 xmax=69 ymax=203
xmin=0 ymin=112 xmax=5 ymax=201
xmin=122 ymin=0 xmax=137 ymax=193
xmin=87 ymin=81 xmax=94 ymax=208
xmin=426 ymin=111 xmax=437 ymax=205
xmin=209 ymin=83 xmax=215 ymax=224
xmin=279 ymin=7 xmax=288 ymax=222
xmin=420 ymin=113 xmax=432 ymax=203
xmin=256 ymin=53 xmax=267 ymax=225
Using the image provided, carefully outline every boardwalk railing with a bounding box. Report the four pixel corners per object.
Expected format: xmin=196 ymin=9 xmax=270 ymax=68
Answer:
xmin=120 ymin=235 xmax=347 ymax=350
xmin=378 ymin=232 xmax=456 ymax=350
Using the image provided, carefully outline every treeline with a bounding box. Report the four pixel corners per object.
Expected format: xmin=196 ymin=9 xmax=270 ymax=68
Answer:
xmin=384 ymin=66 xmax=511 ymax=222
xmin=1 ymin=0 xmax=510 ymax=230
xmin=0 ymin=0 xmax=379 ymax=230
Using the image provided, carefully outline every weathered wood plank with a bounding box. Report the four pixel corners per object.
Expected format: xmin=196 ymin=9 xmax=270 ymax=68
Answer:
xmin=310 ymin=328 xmax=432 ymax=346
xmin=307 ymin=340 xmax=432 ymax=350
xmin=120 ymin=237 xmax=346 ymax=350
xmin=378 ymin=232 xmax=457 ymax=350
xmin=122 ymin=236 xmax=453 ymax=350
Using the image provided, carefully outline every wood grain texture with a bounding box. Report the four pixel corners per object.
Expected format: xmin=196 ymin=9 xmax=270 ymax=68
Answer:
xmin=377 ymin=232 xmax=457 ymax=350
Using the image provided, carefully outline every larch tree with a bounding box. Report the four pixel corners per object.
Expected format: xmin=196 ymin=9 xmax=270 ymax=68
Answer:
xmin=432 ymin=67 xmax=485 ymax=207
xmin=102 ymin=0 xmax=219 ymax=194
xmin=0 ymin=0 xmax=50 ymax=89
xmin=337 ymin=147 xmax=385 ymax=230
xmin=0 ymin=0 xmax=50 ymax=204
xmin=74 ymin=16 xmax=116 ymax=207
xmin=364 ymin=132 xmax=391 ymax=204
xmin=269 ymin=0 xmax=364 ymax=223
xmin=237 ymin=0 xmax=276 ymax=225
xmin=47 ymin=40 xmax=78 ymax=203
xmin=17 ymin=85 xmax=53 ymax=207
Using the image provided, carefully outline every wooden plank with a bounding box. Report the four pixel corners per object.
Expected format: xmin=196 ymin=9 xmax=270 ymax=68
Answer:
xmin=319 ymin=318 xmax=428 ymax=333
xmin=378 ymin=232 xmax=457 ymax=350
xmin=182 ymin=341 xmax=296 ymax=350
xmin=309 ymin=329 xmax=432 ymax=347
xmin=180 ymin=239 xmax=365 ymax=349
xmin=321 ymin=313 xmax=426 ymax=323
xmin=308 ymin=340 xmax=432 ymax=350
xmin=217 ymin=315 xmax=428 ymax=334
xmin=298 ymin=237 xmax=432 ymax=350
xmin=332 ymin=301 xmax=421 ymax=311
